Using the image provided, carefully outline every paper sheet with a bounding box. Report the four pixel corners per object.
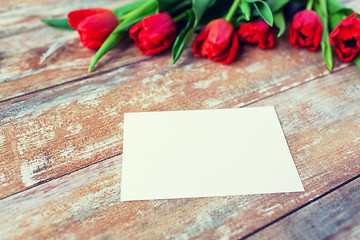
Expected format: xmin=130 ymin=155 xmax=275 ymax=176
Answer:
xmin=121 ymin=106 xmax=304 ymax=201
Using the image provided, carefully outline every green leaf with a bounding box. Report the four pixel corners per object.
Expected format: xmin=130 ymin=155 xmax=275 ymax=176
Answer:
xmin=192 ymin=0 xmax=214 ymax=20
xmin=353 ymin=55 xmax=360 ymax=70
xmin=321 ymin=36 xmax=333 ymax=70
xmin=253 ymin=1 xmax=273 ymax=26
xmin=172 ymin=10 xmax=195 ymax=63
xmin=89 ymin=0 xmax=159 ymax=72
xmin=266 ymin=0 xmax=290 ymax=12
xmin=329 ymin=12 xmax=345 ymax=30
xmin=273 ymin=10 xmax=285 ymax=37
xmin=240 ymin=1 xmax=251 ymax=21
xmin=113 ymin=14 xmax=153 ymax=34
xmin=88 ymin=32 xmax=125 ymax=72
xmin=314 ymin=0 xmax=333 ymax=70
xmin=171 ymin=0 xmax=213 ymax=64
xmin=327 ymin=0 xmax=353 ymax=15
xmin=113 ymin=0 xmax=147 ymax=18
xmin=41 ymin=18 xmax=74 ymax=30
xmin=245 ymin=0 xmax=273 ymax=26
xmin=327 ymin=0 xmax=354 ymax=29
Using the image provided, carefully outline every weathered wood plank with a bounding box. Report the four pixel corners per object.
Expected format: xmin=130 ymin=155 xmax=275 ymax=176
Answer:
xmin=1 ymin=0 xmax=359 ymax=238
xmin=0 ymin=29 xmax=152 ymax=100
xmin=1 ymin=0 xmax=358 ymax=101
xmin=0 ymin=65 xmax=359 ymax=239
xmin=0 ymin=0 xmax=149 ymax=101
xmin=0 ymin=39 xmax=353 ymax=198
xmin=1 ymin=33 xmax=359 ymax=198
xmin=0 ymin=0 xmax=129 ymax=38
xmin=246 ymin=176 xmax=360 ymax=240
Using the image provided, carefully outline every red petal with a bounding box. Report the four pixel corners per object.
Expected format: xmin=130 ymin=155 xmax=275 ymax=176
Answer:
xmin=207 ymin=19 xmax=233 ymax=51
xmin=76 ymin=11 xmax=118 ymax=49
xmin=311 ymin=24 xmax=323 ymax=50
xmin=68 ymin=8 xmax=111 ymax=28
xmin=193 ymin=19 xmax=238 ymax=63
xmin=192 ymin=24 xmax=212 ymax=57
xmin=329 ymin=12 xmax=360 ymax=61
xmin=259 ymin=27 xmax=274 ymax=49
xmin=129 ymin=22 xmax=143 ymax=41
xmin=223 ymin=32 xmax=239 ymax=64
xmin=289 ymin=10 xmax=322 ymax=50
xmin=130 ymin=12 xmax=176 ymax=55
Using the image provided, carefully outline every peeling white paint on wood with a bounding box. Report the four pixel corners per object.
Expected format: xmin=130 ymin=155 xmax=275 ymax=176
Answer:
xmin=1 ymin=0 xmax=359 ymax=239
xmin=245 ymin=61 xmax=264 ymax=73
xmin=20 ymin=155 xmax=50 ymax=187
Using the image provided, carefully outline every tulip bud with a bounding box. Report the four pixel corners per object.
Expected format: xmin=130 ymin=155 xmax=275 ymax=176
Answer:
xmin=237 ymin=19 xmax=274 ymax=49
xmin=289 ymin=10 xmax=323 ymax=51
xmin=192 ymin=19 xmax=238 ymax=64
xmin=129 ymin=12 xmax=177 ymax=55
xmin=68 ymin=8 xmax=119 ymax=49
xmin=329 ymin=13 xmax=360 ymax=62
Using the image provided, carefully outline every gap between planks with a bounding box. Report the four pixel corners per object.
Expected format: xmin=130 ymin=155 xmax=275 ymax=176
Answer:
xmin=0 ymin=64 xmax=355 ymax=200
xmin=239 ymin=173 xmax=360 ymax=240
xmin=0 ymin=64 xmax=355 ymax=199
xmin=0 ymin=152 xmax=122 ymax=202
xmin=237 ymin=64 xmax=351 ymax=107
xmin=1 ymin=64 xmax=359 ymax=238
xmin=1 ymin=0 xmax=358 ymax=102
xmin=1 ymin=146 xmax=359 ymax=239
xmin=0 ymin=56 xmax=155 ymax=104
xmin=0 ymin=48 xmax=350 ymax=105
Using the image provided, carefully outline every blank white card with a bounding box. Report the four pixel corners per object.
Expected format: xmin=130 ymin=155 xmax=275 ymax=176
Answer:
xmin=121 ymin=106 xmax=304 ymax=201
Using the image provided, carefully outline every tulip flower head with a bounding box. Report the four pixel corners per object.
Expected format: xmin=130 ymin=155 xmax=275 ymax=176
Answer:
xmin=329 ymin=13 xmax=360 ymax=62
xmin=192 ymin=19 xmax=238 ymax=64
xmin=68 ymin=8 xmax=119 ymax=49
xmin=289 ymin=10 xmax=323 ymax=51
xmin=129 ymin=12 xmax=177 ymax=55
xmin=237 ymin=19 xmax=274 ymax=49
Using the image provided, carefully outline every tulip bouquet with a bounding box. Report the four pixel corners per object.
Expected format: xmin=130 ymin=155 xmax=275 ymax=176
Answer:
xmin=42 ymin=0 xmax=360 ymax=71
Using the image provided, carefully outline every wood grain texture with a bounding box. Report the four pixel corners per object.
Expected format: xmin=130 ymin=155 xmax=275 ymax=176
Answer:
xmin=247 ymin=177 xmax=360 ymax=240
xmin=0 ymin=0 xmax=148 ymax=101
xmin=1 ymin=0 xmax=360 ymax=238
xmin=0 ymin=39 xmax=353 ymax=198
xmin=1 ymin=0 xmax=358 ymax=101
xmin=0 ymin=65 xmax=359 ymax=239
xmin=0 ymin=0 xmax=119 ymax=37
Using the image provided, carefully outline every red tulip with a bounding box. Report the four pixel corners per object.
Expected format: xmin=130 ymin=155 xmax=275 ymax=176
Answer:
xmin=68 ymin=8 xmax=119 ymax=49
xmin=237 ymin=19 xmax=274 ymax=49
xmin=329 ymin=13 xmax=360 ymax=62
xmin=129 ymin=12 xmax=176 ymax=55
xmin=289 ymin=10 xmax=322 ymax=51
xmin=192 ymin=19 xmax=238 ymax=64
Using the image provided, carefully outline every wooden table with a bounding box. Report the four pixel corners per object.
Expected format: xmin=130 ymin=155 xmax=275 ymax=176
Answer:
xmin=1 ymin=0 xmax=359 ymax=239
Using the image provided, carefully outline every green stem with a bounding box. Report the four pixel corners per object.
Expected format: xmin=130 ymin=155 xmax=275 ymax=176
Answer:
xmin=225 ymin=0 xmax=242 ymax=22
xmin=117 ymin=11 xmax=131 ymax=21
xmin=117 ymin=0 xmax=155 ymax=21
xmin=314 ymin=0 xmax=333 ymax=70
xmin=128 ymin=0 xmax=157 ymax=20
xmin=353 ymin=54 xmax=360 ymax=70
xmin=306 ymin=0 xmax=315 ymax=10
xmin=113 ymin=0 xmax=147 ymax=20
xmin=88 ymin=0 xmax=159 ymax=72
xmin=173 ymin=12 xmax=187 ymax=23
